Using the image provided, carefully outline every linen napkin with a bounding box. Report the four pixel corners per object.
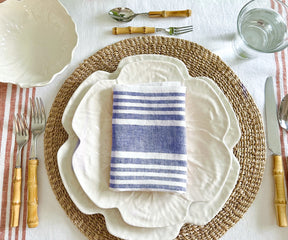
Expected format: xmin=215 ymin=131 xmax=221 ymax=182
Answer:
xmin=109 ymin=83 xmax=188 ymax=193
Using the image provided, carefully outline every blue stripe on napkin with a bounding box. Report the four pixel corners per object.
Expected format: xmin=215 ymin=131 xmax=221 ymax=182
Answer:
xmin=112 ymin=124 xmax=186 ymax=154
xmin=109 ymin=183 xmax=186 ymax=192
xmin=113 ymin=91 xmax=186 ymax=97
xmin=112 ymin=113 xmax=185 ymax=121
xmin=113 ymin=105 xmax=185 ymax=111
xmin=110 ymin=175 xmax=187 ymax=182
xmin=110 ymin=167 xmax=187 ymax=175
xmin=113 ymin=98 xmax=185 ymax=104
xmin=111 ymin=157 xmax=187 ymax=166
xmin=109 ymin=84 xmax=187 ymax=193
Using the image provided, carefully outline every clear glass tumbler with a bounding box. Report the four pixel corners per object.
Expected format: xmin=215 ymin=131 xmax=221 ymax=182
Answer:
xmin=233 ymin=0 xmax=288 ymax=59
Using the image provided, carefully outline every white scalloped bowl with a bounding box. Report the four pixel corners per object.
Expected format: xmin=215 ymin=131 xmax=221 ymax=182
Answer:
xmin=0 ymin=0 xmax=78 ymax=87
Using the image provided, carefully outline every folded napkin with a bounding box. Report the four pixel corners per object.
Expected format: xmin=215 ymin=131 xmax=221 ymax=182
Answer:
xmin=109 ymin=83 xmax=187 ymax=193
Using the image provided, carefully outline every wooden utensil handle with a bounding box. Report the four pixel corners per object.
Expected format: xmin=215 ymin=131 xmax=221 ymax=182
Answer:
xmin=273 ymin=155 xmax=288 ymax=227
xmin=148 ymin=9 xmax=192 ymax=18
xmin=27 ymin=159 xmax=39 ymax=228
xmin=10 ymin=168 xmax=21 ymax=227
xmin=112 ymin=27 xmax=155 ymax=35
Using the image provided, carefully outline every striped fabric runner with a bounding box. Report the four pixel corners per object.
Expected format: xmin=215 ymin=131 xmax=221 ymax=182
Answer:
xmin=109 ymin=84 xmax=188 ymax=193
xmin=0 ymin=84 xmax=35 ymax=240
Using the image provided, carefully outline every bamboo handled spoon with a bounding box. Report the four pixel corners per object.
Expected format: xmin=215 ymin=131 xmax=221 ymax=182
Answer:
xmin=109 ymin=7 xmax=191 ymax=22
xmin=277 ymin=94 xmax=288 ymax=226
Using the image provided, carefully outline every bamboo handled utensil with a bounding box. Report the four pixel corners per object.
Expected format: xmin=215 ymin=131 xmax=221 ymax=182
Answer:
xmin=27 ymin=97 xmax=46 ymax=228
xmin=265 ymin=76 xmax=288 ymax=227
xmin=10 ymin=114 xmax=29 ymax=227
xmin=112 ymin=25 xmax=193 ymax=35
xmin=273 ymin=155 xmax=288 ymax=226
xmin=109 ymin=7 xmax=191 ymax=22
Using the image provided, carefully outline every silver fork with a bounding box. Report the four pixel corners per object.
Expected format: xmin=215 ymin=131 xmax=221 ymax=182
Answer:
xmin=112 ymin=25 xmax=193 ymax=35
xmin=27 ymin=97 xmax=46 ymax=228
xmin=156 ymin=25 xmax=193 ymax=35
xmin=10 ymin=114 xmax=29 ymax=227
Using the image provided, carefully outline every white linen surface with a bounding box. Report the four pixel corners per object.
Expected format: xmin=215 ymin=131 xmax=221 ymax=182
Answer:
xmin=1 ymin=0 xmax=287 ymax=240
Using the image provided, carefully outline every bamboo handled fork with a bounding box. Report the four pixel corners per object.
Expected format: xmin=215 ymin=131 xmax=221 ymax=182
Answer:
xmin=27 ymin=97 xmax=46 ymax=228
xmin=112 ymin=25 xmax=193 ymax=35
xmin=10 ymin=114 xmax=29 ymax=227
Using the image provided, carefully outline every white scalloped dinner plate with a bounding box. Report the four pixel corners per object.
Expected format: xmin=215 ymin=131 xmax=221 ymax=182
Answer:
xmin=57 ymin=55 xmax=241 ymax=239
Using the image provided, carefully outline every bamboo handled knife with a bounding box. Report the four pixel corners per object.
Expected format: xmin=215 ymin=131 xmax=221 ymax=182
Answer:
xmin=265 ymin=76 xmax=288 ymax=227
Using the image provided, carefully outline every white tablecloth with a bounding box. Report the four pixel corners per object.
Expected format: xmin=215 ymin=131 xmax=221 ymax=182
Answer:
xmin=1 ymin=0 xmax=288 ymax=239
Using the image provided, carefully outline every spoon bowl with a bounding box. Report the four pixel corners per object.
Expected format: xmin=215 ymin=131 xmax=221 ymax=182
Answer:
xmin=109 ymin=7 xmax=146 ymax=22
xmin=278 ymin=94 xmax=288 ymax=130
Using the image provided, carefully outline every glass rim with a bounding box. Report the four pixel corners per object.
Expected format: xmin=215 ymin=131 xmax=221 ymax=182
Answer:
xmin=236 ymin=0 xmax=288 ymax=53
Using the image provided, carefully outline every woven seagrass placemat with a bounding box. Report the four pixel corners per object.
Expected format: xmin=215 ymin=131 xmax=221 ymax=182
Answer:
xmin=44 ymin=36 xmax=266 ymax=240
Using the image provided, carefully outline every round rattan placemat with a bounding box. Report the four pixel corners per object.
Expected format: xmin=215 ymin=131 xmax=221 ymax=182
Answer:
xmin=44 ymin=36 xmax=266 ymax=240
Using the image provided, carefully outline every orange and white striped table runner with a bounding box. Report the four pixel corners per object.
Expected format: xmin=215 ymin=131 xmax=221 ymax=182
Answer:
xmin=0 ymin=85 xmax=35 ymax=240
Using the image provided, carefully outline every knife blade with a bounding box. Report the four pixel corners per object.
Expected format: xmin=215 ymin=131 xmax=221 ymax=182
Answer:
xmin=265 ymin=76 xmax=288 ymax=227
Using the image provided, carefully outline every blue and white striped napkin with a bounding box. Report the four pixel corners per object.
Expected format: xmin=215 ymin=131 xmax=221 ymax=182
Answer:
xmin=109 ymin=83 xmax=187 ymax=193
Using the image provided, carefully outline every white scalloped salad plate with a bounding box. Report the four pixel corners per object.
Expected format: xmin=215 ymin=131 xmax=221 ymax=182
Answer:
xmin=71 ymin=61 xmax=232 ymax=228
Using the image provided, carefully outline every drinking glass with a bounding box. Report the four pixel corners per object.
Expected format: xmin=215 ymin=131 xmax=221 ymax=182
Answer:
xmin=233 ymin=0 xmax=288 ymax=59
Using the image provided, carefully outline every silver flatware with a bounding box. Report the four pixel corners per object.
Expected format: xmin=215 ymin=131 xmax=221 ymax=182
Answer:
xmin=112 ymin=25 xmax=193 ymax=35
xmin=278 ymin=94 xmax=288 ymax=130
xmin=10 ymin=114 xmax=29 ymax=227
xmin=27 ymin=97 xmax=46 ymax=228
xmin=265 ymin=76 xmax=288 ymax=227
xmin=109 ymin=7 xmax=191 ymax=22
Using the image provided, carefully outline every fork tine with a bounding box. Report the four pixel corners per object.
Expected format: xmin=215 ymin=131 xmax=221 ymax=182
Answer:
xmin=174 ymin=26 xmax=193 ymax=33
xmin=30 ymin=97 xmax=46 ymax=124
xmin=30 ymin=97 xmax=36 ymax=121
xmin=36 ymin=98 xmax=40 ymax=122
xmin=172 ymin=25 xmax=193 ymax=35
xmin=174 ymin=25 xmax=193 ymax=30
xmin=22 ymin=115 xmax=28 ymax=130
xmin=37 ymin=97 xmax=45 ymax=123
xmin=14 ymin=115 xmax=19 ymax=135
xmin=174 ymin=29 xmax=194 ymax=35
xmin=17 ymin=114 xmax=25 ymax=136
xmin=22 ymin=114 xmax=28 ymax=136
xmin=39 ymin=98 xmax=46 ymax=123
xmin=17 ymin=113 xmax=24 ymax=135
